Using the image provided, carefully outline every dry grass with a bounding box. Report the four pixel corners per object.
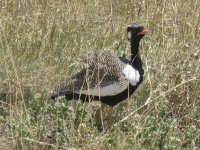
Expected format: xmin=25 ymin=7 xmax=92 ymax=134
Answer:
xmin=0 ymin=0 xmax=200 ymax=149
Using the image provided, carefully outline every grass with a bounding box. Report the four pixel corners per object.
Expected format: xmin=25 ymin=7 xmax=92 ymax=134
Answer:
xmin=0 ymin=0 xmax=200 ymax=149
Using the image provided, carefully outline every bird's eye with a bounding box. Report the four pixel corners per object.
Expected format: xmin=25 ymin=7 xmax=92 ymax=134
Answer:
xmin=138 ymin=27 xmax=144 ymax=32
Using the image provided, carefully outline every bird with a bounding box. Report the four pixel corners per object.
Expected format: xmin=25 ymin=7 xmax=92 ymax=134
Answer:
xmin=50 ymin=23 xmax=149 ymax=128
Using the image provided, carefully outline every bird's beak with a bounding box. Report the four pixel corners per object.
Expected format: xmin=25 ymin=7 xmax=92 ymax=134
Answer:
xmin=137 ymin=28 xmax=149 ymax=35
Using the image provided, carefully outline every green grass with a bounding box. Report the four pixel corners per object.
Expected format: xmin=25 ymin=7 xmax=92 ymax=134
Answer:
xmin=0 ymin=0 xmax=200 ymax=149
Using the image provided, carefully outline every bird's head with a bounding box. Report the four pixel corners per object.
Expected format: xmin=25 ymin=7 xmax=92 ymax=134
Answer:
xmin=127 ymin=23 xmax=149 ymax=42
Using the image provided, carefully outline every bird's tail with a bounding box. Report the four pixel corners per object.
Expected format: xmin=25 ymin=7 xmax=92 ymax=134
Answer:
xmin=50 ymin=91 xmax=59 ymax=99
xmin=50 ymin=79 xmax=70 ymax=99
xmin=50 ymin=90 xmax=67 ymax=99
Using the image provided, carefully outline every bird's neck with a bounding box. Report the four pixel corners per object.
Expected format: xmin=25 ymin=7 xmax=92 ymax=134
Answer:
xmin=130 ymin=40 xmax=143 ymax=75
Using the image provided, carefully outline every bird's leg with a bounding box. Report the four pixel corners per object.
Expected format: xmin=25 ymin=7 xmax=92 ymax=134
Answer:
xmin=107 ymin=106 xmax=113 ymax=129
xmin=95 ymin=102 xmax=106 ymax=128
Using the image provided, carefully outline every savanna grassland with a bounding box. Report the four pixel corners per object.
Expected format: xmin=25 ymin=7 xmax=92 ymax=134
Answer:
xmin=0 ymin=0 xmax=200 ymax=149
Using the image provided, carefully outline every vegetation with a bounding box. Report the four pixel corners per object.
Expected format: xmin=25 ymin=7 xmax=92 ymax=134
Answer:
xmin=0 ymin=0 xmax=199 ymax=149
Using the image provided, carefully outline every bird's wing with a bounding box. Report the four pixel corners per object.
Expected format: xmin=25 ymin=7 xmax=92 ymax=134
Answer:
xmin=53 ymin=51 xmax=128 ymax=96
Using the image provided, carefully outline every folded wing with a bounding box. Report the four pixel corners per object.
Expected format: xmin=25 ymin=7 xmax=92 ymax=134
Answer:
xmin=52 ymin=51 xmax=129 ymax=97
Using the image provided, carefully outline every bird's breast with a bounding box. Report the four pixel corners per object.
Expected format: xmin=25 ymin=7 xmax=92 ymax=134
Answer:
xmin=122 ymin=64 xmax=140 ymax=86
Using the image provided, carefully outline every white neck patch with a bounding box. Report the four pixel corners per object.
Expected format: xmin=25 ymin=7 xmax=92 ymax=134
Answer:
xmin=122 ymin=64 xmax=140 ymax=86
xmin=127 ymin=31 xmax=132 ymax=40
